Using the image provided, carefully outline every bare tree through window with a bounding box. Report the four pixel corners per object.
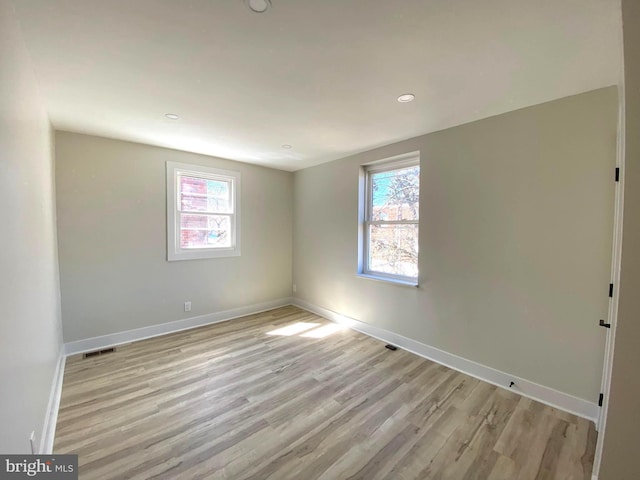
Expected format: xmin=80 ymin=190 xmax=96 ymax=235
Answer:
xmin=178 ymin=175 xmax=233 ymax=248
xmin=366 ymin=163 xmax=419 ymax=279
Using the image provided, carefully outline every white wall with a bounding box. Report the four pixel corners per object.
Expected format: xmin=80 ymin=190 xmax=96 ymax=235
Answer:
xmin=0 ymin=0 xmax=63 ymax=454
xmin=600 ymin=1 xmax=640 ymax=478
xmin=55 ymin=132 xmax=293 ymax=342
xmin=293 ymin=87 xmax=618 ymax=402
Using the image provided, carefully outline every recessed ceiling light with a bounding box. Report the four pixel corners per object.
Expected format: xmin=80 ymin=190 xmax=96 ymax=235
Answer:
xmin=165 ymin=113 xmax=179 ymax=120
xmin=245 ymin=0 xmax=272 ymax=13
xmin=397 ymin=94 xmax=415 ymax=103
xmin=282 ymin=144 xmax=292 ymax=149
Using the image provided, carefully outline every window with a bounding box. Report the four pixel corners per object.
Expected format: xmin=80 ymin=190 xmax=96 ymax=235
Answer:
xmin=360 ymin=153 xmax=420 ymax=284
xmin=167 ymin=162 xmax=240 ymax=261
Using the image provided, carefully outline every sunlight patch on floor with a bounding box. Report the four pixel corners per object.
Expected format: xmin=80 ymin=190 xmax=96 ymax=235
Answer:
xmin=301 ymin=323 xmax=346 ymax=338
xmin=266 ymin=322 xmax=320 ymax=336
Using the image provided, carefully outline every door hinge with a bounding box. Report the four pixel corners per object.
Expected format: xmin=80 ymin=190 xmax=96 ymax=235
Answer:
xmin=598 ymin=393 xmax=604 ymax=407
xmin=609 ymin=283 xmax=614 ymax=298
xmin=615 ymin=167 xmax=620 ymax=182
xmin=599 ymin=319 xmax=611 ymax=329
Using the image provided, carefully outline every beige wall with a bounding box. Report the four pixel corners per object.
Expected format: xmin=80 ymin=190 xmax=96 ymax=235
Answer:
xmin=0 ymin=0 xmax=63 ymax=453
xmin=599 ymin=1 xmax=640 ymax=478
xmin=293 ymin=87 xmax=618 ymax=402
xmin=55 ymin=132 xmax=293 ymax=342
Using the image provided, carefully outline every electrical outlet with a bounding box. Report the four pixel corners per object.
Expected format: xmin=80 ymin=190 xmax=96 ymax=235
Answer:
xmin=292 ymin=284 xmax=297 ymax=293
xmin=29 ymin=431 xmax=36 ymax=454
xmin=184 ymin=301 xmax=191 ymax=312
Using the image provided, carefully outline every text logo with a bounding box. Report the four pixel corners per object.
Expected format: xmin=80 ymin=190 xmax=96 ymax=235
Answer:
xmin=0 ymin=455 xmax=77 ymax=479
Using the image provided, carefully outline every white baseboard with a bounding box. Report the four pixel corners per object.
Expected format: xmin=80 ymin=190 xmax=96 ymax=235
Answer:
xmin=64 ymin=297 xmax=294 ymax=356
xmin=40 ymin=349 xmax=66 ymax=454
xmin=293 ymin=298 xmax=599 ymax=423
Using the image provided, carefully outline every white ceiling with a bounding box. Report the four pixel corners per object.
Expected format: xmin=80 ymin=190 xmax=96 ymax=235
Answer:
xmin=13 ymin=0 xmax=622 ymax=171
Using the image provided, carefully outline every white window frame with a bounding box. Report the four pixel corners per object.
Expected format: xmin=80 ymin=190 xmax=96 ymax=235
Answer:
xmin=166 ymin=161 xmax=241 ymax=261
xmin=358 ymin=152 xmax=420 ymax=286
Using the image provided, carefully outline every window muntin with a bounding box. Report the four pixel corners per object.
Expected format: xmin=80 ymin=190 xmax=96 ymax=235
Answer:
xmin=167 ymin=162 xmax=240 ymax=260
xmin=363 ymin=158 xmax=419 ymax=282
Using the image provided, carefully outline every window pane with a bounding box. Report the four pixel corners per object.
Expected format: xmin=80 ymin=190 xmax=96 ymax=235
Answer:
xmin=179 ymin=175 xmax=231 ymax=213
xmin=371 ymin=166 xmax=419 ymax=221
xmin=368 ymin=223 xmax=418 ymax=278
xmin=180 ymin=214 xmax=231 ymax=249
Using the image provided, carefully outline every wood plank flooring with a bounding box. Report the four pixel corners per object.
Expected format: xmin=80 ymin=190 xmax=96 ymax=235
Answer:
xmin=54 ymin=306 xmax=596 ymax=479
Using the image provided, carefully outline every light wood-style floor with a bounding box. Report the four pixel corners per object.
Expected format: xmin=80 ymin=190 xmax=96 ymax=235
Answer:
xmin=55 ymin=306 xmax=596 ymax=479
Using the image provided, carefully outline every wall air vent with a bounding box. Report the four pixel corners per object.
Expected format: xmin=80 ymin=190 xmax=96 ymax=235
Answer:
xmin=83 ymin=347 xmax=116 ymax=359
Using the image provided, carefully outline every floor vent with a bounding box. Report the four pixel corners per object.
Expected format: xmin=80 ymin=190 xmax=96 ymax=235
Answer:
xmin=83 ymin=347 xmax=116 ymax=359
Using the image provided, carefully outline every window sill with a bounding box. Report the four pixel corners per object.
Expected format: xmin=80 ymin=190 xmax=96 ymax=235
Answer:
xmin=168 ymin=248 xmax=241 ymax=261
xmin=356 ymin=273 xmax=419 ymax=288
